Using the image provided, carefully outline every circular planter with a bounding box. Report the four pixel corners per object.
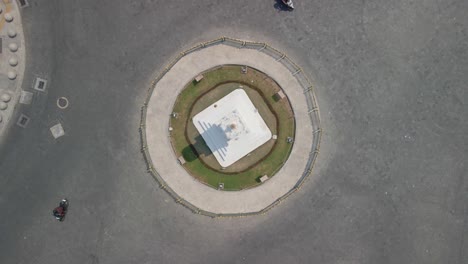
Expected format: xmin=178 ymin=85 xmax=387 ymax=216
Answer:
xmin=170 ymin=65 xmax=295 ymax=190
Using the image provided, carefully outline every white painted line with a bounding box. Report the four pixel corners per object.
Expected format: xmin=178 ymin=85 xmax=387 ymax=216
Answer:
xmin=19 ymin=91 xmax=33 ymax=104
xmin=50 ymin=123 xmax=65 ymax=139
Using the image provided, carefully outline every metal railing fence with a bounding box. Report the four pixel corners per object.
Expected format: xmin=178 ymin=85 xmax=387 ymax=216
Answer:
xmin=140 ymin=37 xmax=322 ymax=218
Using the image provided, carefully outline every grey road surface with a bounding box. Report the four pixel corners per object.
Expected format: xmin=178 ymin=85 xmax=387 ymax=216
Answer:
xmin=0 ymin=0 xmax=467 ymax=263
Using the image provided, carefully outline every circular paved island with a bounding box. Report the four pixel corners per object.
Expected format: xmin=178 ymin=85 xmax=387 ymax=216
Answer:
xmin=142 ymin=38 xmax=321 ymax=216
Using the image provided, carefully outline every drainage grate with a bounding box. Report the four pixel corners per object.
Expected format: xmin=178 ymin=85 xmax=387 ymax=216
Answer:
xmin=34 ymin=77 xmax=47 ymax=92
xmin=17 ymin=0 xmax=29 ymax=8
xmin=16 ymin=114 xmax=30 ymax=128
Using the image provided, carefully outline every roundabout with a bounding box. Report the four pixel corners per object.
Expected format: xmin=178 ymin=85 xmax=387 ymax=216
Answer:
xmin=171 ymin=65 xmax=295 ymax=190
xmin=143 ymin=38 xmax=321 ymax=216
xmin=1 ymin=1 xmax=466 ymax=262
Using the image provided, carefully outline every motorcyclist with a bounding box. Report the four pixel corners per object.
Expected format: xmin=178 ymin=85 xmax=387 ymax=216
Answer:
xmin=52 ymin=198 xmax=69 ymax=221
xmin=53 ymin=205 xmax=66 ymax=220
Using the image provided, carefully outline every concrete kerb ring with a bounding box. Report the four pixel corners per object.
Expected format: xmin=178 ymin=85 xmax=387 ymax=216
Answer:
xmin=141 ymin=37 xmax=322 ymax=218
xmin=57 ymin=97 xmax=69 ymax=109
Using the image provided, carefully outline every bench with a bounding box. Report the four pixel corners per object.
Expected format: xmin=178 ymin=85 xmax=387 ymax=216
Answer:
xmin=195 ymin=74 xmax=204 ymax=82
xmin=259 ymin=175 xmax=269 ymax=183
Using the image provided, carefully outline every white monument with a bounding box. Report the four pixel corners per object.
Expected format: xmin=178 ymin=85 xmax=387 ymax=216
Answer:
xmin=193 ymin=89 xmax=272 ymax=167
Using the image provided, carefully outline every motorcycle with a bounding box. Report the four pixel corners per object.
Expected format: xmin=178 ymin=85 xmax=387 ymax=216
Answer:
xmin=53 ymin=198 xmax=69 ymax=222
xmin=282 ymin=0 xmax=294 ymax=9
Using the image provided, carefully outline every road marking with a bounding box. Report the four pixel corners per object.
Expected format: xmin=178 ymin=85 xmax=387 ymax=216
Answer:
xmin=50 ymin=123 xmax=65 ymax=139
xmin=19 ymin=90 xmax=32 ymax=104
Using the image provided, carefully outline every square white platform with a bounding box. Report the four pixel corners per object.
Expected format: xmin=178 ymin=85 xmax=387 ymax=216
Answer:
xmin=50 ymin=123 xmax=65 ymax=139
xmin=192 ymin=89 xmax=272 ymax=167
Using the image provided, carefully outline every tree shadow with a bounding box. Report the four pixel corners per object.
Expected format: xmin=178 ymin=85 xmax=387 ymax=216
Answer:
xmin=192 ymin=133 xmax=214 ymax=158
xmin=182 ymin=145 xmax=198 ymax=162
xmin=183 ymin=132 xmax=218 ymax=163
xmin=193 ymin=122 xmax=230 ymax=157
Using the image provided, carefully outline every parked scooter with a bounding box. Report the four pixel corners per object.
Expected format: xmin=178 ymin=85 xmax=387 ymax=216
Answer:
xmin=52 ymin=198 xmax=69 ymax=222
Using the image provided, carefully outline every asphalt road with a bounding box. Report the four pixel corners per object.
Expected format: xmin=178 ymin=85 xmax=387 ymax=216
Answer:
xmin=0 ymin=0 xmax=467 ymax=263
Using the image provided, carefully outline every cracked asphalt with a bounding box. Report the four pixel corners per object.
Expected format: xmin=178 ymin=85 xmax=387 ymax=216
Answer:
xmin=0 ymin=0 xmax=466 ymax=263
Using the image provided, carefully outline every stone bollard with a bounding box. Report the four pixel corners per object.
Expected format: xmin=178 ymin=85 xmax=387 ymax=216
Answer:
xmin=8 ymin=57 xmax=18 ymax=66
xmin=7 ymin=29 xmax=16 ymax=38
xmin=4 ymin=13 xmax=13 ymax=22
xmin=0 ymin=102 xmax=7 ymax=110
xmin=7 ymin=71 xmax=17 ymax=80
xmin=1 ymin=93 xmax=11 ymax=102
xmin=8 ymin=43 xmax=18 ymax=52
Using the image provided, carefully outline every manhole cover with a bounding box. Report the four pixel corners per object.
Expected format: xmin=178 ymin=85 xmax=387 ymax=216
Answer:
xmin=57 ymin=97 xmax=69 ymax=109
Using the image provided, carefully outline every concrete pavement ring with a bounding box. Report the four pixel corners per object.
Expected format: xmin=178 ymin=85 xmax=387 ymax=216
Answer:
xmin=143 ymin=38 xmax=321 ymax=216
